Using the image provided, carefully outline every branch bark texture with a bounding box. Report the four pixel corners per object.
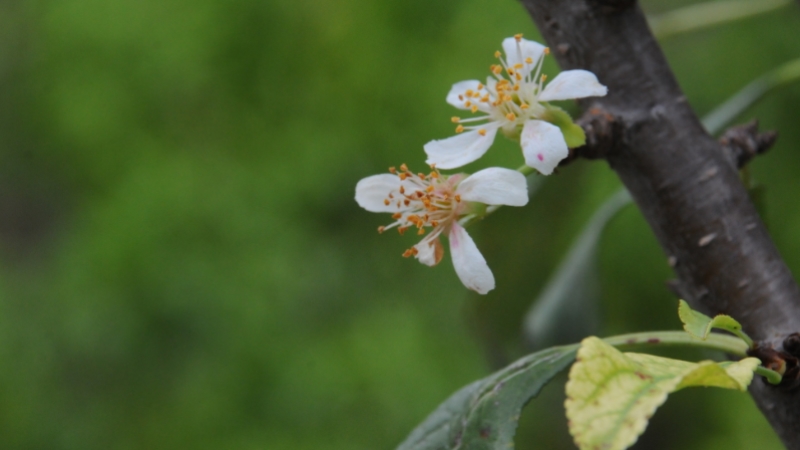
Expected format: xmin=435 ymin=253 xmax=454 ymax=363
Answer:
xmin=518 ymin=0 xmax=800 ymax=446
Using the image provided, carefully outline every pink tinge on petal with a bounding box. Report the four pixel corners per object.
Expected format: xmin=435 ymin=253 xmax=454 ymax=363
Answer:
xmin=520 ymin=120 xmax=569 ymax=175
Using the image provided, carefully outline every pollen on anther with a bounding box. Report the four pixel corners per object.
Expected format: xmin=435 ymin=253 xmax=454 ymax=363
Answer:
xmin=377 ymin=226 xmax=385 ymax=234
xmin=544 ymin=47 xmax=550 ymax=55
xmin=521 ymin=103 xmax=529 ymax=109
xmin=400 ymin=163 xmax=409 ymax=172
xmin=388 ymin=166 xmax=396 ymax=173
xmin=470 ymin=105 xmax=478 ymax=113
xmin=455 ymin=194 xmax=462 ymax=202
xmin=399 ymin=185 xmax=405 ymax=194
xmin=417 ymin=228 xmax=425 ymax=235
xmin=451 ymin=116 xmax=460 ymax=123
xmin=478 ymin=129 xmax=486 ymax=136
xmin=455 ymin=125 xmax=465 ymax=133
xmin=392 ymin=212 xmax=402 ymax=219
xmin=417 ymin=173 xmax=426 ymax=179
xmin=541 ymin=74 xmax=547 ymax=82
xmin=398 ymin=227 xmax=407 ymax=236
xmin=383 ymin=199 xmax=390 ymax=206
xmin=506 ymin=113 xmax=516 ymax=121
xmin=477 ymin=83 xmax=484 ymax=89
xmin=514 ymin=33 xmax=523 ymax=41
xmin=525 ymin=57 xmax=533 ymax=64
xmin=494 ymin=50 xmax=501 ymax=58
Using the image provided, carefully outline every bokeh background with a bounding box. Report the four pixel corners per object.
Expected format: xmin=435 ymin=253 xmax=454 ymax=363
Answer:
xmin=1 ymin=0 xmax=799 ymax=448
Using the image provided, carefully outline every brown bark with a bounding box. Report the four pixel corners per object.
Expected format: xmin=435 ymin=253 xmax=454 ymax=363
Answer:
xmin=518 ymin=0 xmax=800 ymax=446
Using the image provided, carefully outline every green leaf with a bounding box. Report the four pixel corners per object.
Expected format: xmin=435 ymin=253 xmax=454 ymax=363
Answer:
xmin=397 ymin=344 xmax=578 ymax=450
xmin=566 ymin=337 xmax=760 ymax=450
xmin=677 ymin=300 xmax=751 ymax=347
xmin=542 ymin=105 xmax=586 ymax=148
xmin=523 ymin=189 xmax=632 ymax=349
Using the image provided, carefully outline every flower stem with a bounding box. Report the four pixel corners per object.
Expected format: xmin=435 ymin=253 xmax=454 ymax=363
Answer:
xmin=755 ymin=366 xmax=783 ymax=385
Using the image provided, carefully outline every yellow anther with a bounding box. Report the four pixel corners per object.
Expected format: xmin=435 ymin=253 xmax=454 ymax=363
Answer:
xmin=514 ymin=33 xmax=523 ymax=41
xmin=399 ymin=173 xmax=408 ymax=180
xmin=431 ymin=220 xmax=439 ymax=227
xmin=507 ymin=68 xmax=515 ymax=76
xmin=418 ymin=173 xmax=426 ymax=179
xmin=430 ymin=171 xmax=439 ymax=179
xmin=426 ymin=185 xmax=434 ymax=193
xmin=378 ymin=226 xmax=385 ymax=234
xmin=470 ymin=105 xmax=478 ymax=113
xmin=477 ymin=83 xmax=484 ymax=90
xmin=525 ymin=57 xmax=533 ymax=64
xmin=455 ymin=125 xmax=465 ymax=133
xmin=492 ymin=65 xmax=502 ymax=75
xmin=478 ymin=129 xmax=486 ymax=136
xmin=451 ymin=116 xmax=460 ymax=123
xmin=383 ymin=199 xmax=390 ymax=206
xmin=481 ymin=95 xmax=489 ymax=102
xmin=398 ymin=227 xmax=407 ymax=235
xmin=544 ymin=47 xmax=550 ymax=55
xmin=466 ymin=89 xmax=474 ymax=97
xmin=400 ymin=163 xmax=409 ymax=172
xmin=465 ymin=101 xmax=472 ymax=107
xmin=455 ymin=194 xmax=462 ymax=202
xmin=403 ymin=199 xmax=410 ymax=206
xmin=389 ymin=166 xmax=396 ymax=173
xmin=417 ymin=228 xmax=425 ymax=235
xmin=402 ymin=248 xmax=414 ymax=258
xmin=399 ymin=185 xmax=405 ymax=194
xmin=506 ymin=113 xmax=516 ymax=121
xmin=514 ymin=63 xmax=523 ymax=69
xmin=494 ymin=50 xmax=501 ymax=58
xmin=514 ymin=84 xmax=520 ymax=91
xmin=515 ymin=73 xmax=522 ymax=81
xmin=541 ymin=74 xmax=547 ymax=82
xmin=521 ymin=103 xmax=529 ymax=109
xmin=504 ymin=95 xmax=513 ymax=102
xmin=392 ymin=212 xmax=402 ymax=219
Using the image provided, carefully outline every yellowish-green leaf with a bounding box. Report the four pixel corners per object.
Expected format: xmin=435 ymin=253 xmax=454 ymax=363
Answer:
xmin=565 ymin=337 xmax=760 ymax=450
xmin=677 ymin=300 xmax=752 ymax=347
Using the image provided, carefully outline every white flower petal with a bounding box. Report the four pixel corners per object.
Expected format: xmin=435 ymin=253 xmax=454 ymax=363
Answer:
xmin=457 ymin=168 xmax=528 ymax=207
xmin=355 ymin=174 xmax=405 ymax=212
xmin=446 ymin=80 xmax=489 ymax=112
xmin=538 ymin=70 xmax=608 ymax=102
xmin=520 ymin=120 xmax=569 ymax=175
xmin=424 ymin=125 xmax=499 ymax=170
xmin=414 ymin=236 xmax=444 ymax=267
xmin=502 ymin=37 xmax=546 ymax=75
xmin=448 ymin=223 xmax=494 ymax=294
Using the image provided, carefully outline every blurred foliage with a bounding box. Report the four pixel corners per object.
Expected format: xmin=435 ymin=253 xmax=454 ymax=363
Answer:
xmin=0 ymin=0 xmax=798 ymax=448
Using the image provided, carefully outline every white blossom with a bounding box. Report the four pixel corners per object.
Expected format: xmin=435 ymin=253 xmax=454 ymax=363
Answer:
xmin=424 ymin=34 xmax=607 ymax=174
xmin=355 ymin=165 xmax=527 ymax=294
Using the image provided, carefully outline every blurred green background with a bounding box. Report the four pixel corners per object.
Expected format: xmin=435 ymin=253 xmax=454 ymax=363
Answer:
xmin=0 ymin=0 xmax=799 ymax=448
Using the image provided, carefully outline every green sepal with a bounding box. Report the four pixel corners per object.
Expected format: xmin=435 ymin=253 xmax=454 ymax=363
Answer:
xmin=542 ymin=105 xmax=586 ymax=148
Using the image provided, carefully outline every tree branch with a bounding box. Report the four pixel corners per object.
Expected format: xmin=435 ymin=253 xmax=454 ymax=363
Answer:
xmin=519 ymin=0 xmax=800 ymax=445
